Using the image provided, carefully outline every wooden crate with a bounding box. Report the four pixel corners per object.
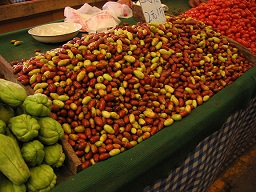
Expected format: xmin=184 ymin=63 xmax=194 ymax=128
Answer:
xmin=0 ymin=55 xmax=82 ymax=175
xmin=226 ymin=37 xmax=256 ymax=62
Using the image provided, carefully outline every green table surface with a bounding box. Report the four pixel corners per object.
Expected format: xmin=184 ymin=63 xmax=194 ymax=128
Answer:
xmin=1 ymin=1 xmax=256 ymax=192
xmin=0 ymin=0 xmax=190 ymax=63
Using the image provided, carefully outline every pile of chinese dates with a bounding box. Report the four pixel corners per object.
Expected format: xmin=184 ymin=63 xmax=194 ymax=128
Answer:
xmin=13 ymin=16 xmax=254 ymax=170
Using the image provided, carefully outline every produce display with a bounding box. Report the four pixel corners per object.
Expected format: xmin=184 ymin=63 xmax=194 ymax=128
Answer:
xmin=10 ymin=15 xmax=254 ymax=172
xmin=183 ymin=0 xmax=256 ymax=54
xmin=0 ymin=79 xmax=65 ymax=191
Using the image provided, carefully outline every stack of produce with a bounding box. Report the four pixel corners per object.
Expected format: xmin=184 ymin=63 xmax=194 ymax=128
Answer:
xmin=183 ymin=0 xmax=256 ymax=54
xmin=11 ymin=16 xmax=254 ymax=170
xmin=0 ymin=79 xmax=65 ymax=192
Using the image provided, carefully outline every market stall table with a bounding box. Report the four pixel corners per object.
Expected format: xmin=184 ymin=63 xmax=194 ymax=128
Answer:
xmin=0 ymin=1 xmax=256 ymax=191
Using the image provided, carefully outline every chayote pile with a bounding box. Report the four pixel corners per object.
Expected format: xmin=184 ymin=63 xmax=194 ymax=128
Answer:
xmin=0 ymin=120 xmax=6 ymax=134
xmin=0 ymin=79 xmax=65 ymax=192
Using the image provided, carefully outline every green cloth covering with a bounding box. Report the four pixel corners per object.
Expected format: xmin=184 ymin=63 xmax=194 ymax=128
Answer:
xmin=0 ymin=0 xmax=255 ymax=191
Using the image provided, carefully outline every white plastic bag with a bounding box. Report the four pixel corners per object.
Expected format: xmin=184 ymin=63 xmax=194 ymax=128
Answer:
xmin=84 ymin=10 xmax=121 ymax=33
xmin=64 ymin=3 xmax=121 ymax=33
xmin=102 ymin=2 xmax=133 ymax=18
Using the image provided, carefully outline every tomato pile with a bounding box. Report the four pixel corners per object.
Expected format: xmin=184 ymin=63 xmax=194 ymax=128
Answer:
xmin=183 ymin=0 xmax=256 ymax=54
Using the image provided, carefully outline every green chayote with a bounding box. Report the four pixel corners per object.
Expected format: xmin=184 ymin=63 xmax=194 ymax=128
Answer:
xmin=4 ymin=127 xmax=19 ymax=144
xmin=21 ymin=140 xmax=45 ymax=167
xmin=0 ymin=173 xmax=26 ymax=192
xmin=22 ymin=93 xmax=52 ymax=117
xmin=44 ymin=143 xmax=65 ymax=168
xmin=0 ymin=119 xmax=6 ymax=134
xmin=26 ymin=164 xmax=57 ymax=192
xmin=15 ymin=104 xmax=26 ymax=116
xmin=0 ymin=134 xmax=30 ymax=185
xmin=0 ymin=79 xmax=27 ymax=107
xmin=37 ymin=117 xmax=64 ymax=145
xmin=8 ymin=114 xmax=40 ymax=142
xmin=0 ymin=103 xmax=15 ymax=123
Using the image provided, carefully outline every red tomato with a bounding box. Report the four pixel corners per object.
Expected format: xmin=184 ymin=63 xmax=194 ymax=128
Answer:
xmin=235 ymin=33 xmax=241 ymax=38
xmin=250 ymin=7 xmax=256 ymax=12
xmin=208 ymin=15 xmax=217 ymax=21
xmin=183 ymin=0 xmax=256 ymax=54
xmin=240 ymin=10 xmax=247 ymax=18
xmin=239 ymin=3 xmax=246 ymax=9
xmin=242 ymin=34 xmax=249 ymax=40
xmin=251 ymin=21 xmax=256 ymax=27
xmin=245 ymin=8 xmax=251 ymax=16
xmin=215 ymin=20 xmax=220 ymax=25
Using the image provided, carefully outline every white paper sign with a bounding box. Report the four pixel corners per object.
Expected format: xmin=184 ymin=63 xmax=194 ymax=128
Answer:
xmin=139 ymin=0 xmax=166 ymax=24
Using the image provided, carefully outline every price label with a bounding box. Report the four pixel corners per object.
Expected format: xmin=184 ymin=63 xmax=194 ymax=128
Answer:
xmin=139 ymin=0 xmax=166 ymax=24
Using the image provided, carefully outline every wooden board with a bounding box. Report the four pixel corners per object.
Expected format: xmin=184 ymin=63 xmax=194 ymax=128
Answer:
xmin=0 ymin=0 xmax=106 ymax=22
xmin=0 ymin=55 xmax=82 ymax=175
xmin=0 ymin=0 xmax=107 ymax=33
xmin=0 ymin=56 xmax=34 ymax=95
xmin=226 ymin=37 xmax=256 ymax=63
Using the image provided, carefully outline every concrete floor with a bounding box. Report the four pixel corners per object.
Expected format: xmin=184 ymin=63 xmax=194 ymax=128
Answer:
xmin=208 ymin=144 xmax=256 ymax=192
